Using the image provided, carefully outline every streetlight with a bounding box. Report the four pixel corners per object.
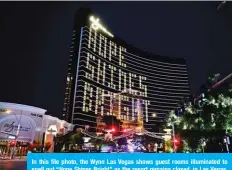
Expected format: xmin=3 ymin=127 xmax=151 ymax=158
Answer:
xmin=171 ymin=123 xmax=176 ymax=153
xmin=167 ymin=111 xmax=179 ymax=153
xmin=152 ymin=113 xmax=157 ymax=118
xmin=201 ymin=141 xmax=206 ymax=153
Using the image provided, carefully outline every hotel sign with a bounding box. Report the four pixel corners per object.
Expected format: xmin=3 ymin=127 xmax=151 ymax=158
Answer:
xmin=0 ymin=115 xmax=36 ymax=142
xmin=0 ymin=109 xmax=8 ymax=112
xmin=89 ymin=16 xmax=114 ymax=37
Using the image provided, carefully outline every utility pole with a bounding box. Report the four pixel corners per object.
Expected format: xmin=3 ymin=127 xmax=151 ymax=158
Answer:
xmin=172 ymin=123 xmax=176 ymax=153
xmin=224 ymin=136 xmax=230 ymax=153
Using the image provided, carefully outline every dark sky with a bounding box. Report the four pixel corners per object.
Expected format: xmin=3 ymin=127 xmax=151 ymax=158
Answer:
xmin=0 ymin=2 xmax=232 ymax=117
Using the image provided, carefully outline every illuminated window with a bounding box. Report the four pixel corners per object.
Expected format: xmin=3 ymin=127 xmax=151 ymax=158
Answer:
xmin=99 ymin=35 xmax=102 ymax=56
xmin=94 ymin=31 xmax=97 ymax=52
xmin=104 ymin=38 xmax=107 ymax=58
xmin=101 ymin=106 xmax=104 ymax=115
xmin=114 ymin=45 xmax=117 ymax=56
xmin=88 ymin=28 xmax=92 ymax=48
xmin=95 ymin=108 xmax=98 ymax=115
xmin=123 ymin=115 xmax=126 ymax=120
xmin=89 ymin=101 xmax=92 ymax=111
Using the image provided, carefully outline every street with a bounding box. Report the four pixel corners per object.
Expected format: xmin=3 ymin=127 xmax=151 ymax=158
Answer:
xmin=0 ymin=160 xmax=26 ymax=170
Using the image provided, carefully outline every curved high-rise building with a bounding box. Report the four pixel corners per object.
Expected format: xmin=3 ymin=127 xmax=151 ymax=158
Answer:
xmin=62 ymin=8 xmax=190 ymax=132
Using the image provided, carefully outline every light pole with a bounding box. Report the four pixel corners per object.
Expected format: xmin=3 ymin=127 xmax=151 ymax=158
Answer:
xmin=224 ymin=136 xmax=230 ymax=153
xmin=172 ymin=122 xmax=176 ymax=153
xmin=201 ymin=141 xmax=206 ymax=153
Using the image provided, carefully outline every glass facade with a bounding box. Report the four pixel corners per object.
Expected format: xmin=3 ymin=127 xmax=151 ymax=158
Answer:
xmin=62 ymin=8 xmax=190 ymax=132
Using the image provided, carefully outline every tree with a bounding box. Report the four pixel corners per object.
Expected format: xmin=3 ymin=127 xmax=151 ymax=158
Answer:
xmin=69 ymin=131 xmax=84 ymax=146
xmin=205 ymin=94 xmax=232 ymax=134
xmin=165 ymin=88 xmax=232 ymax=152
xmin=165 ymin=106 xmax=204 ymax=152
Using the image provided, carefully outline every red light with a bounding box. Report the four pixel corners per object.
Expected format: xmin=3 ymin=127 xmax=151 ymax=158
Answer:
xmin=123 ymin=129 xmax=126 ymax=132
xmin=111 ymin=128 xmax=115 ymax=132
xmin=173 ymin=136 xmax=180 ymax=143
xmin=9 ymin=141 xmax=16 ymax=146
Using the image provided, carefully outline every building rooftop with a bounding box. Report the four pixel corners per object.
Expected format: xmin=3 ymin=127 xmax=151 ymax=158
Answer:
xmin=0 ymin=102 xmax=47 ymax=114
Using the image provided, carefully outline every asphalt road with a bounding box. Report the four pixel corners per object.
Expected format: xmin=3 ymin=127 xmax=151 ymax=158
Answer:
xmin=0 ymin=160 xmax=26 ymax=170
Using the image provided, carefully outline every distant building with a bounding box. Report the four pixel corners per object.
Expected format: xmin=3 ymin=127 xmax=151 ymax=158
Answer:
xmin=62 ymin=8 xmax=190 ymax=132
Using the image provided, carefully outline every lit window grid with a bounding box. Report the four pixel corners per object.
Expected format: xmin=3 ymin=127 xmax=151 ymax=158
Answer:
xmin=87 ymin=33 xmax=128 ymax=67
xmin=81 ymin=85 xmax=146 ymax=121
xmin=82 ymin=55 xmax=159 ymax=92
xmin=88 ymin=30 xmax=91 ymax=48
xmin=132 ymin=98 xmax=134 ymax=121
xmin=80 ymin=26 xmax=188 ymax=123
xmin=83 ymin=38 xmax=187 ymax=77
xmin=84 ymin=29 xmax=187 ymax=72
xmin=81 ymin=62 xmax=179 ymax=97
xmin=93 ymin=31 xmax=97 ymax=52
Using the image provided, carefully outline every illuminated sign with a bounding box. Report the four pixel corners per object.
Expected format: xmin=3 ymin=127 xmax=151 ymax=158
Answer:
xmin=79 ymin=26 xmax=150 ymax=123
xmin=31 ymin=113 xmax=43 ymax=118
xmin=0 ymin=109 xmax=9 ymax=113
xmin=0 ymin=115 xmax=36 ymax=142
xmin=89 ymin=16 xmax=114 ymax=37
xmin=8 ymin=135 xmax=16 ymax=139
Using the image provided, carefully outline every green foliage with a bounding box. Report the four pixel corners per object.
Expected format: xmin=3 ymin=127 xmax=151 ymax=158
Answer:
xmin=164 ymin=88 xmax=232 ymax=152
xmin=69 ymin=131 xmax=84 ymax=145
xmin=164 ymin=140 xmax=173 ymax=153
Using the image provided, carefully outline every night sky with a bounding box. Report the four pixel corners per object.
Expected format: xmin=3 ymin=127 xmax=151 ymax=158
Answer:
xmin=0 ymin=2 xmax=231 ymax=117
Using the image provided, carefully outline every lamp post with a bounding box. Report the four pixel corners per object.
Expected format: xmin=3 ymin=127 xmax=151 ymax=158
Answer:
xmin=171 ymin=123 xmax=176 ymax=153
xmin=201 ymin=141 xmax=206 ymax=153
